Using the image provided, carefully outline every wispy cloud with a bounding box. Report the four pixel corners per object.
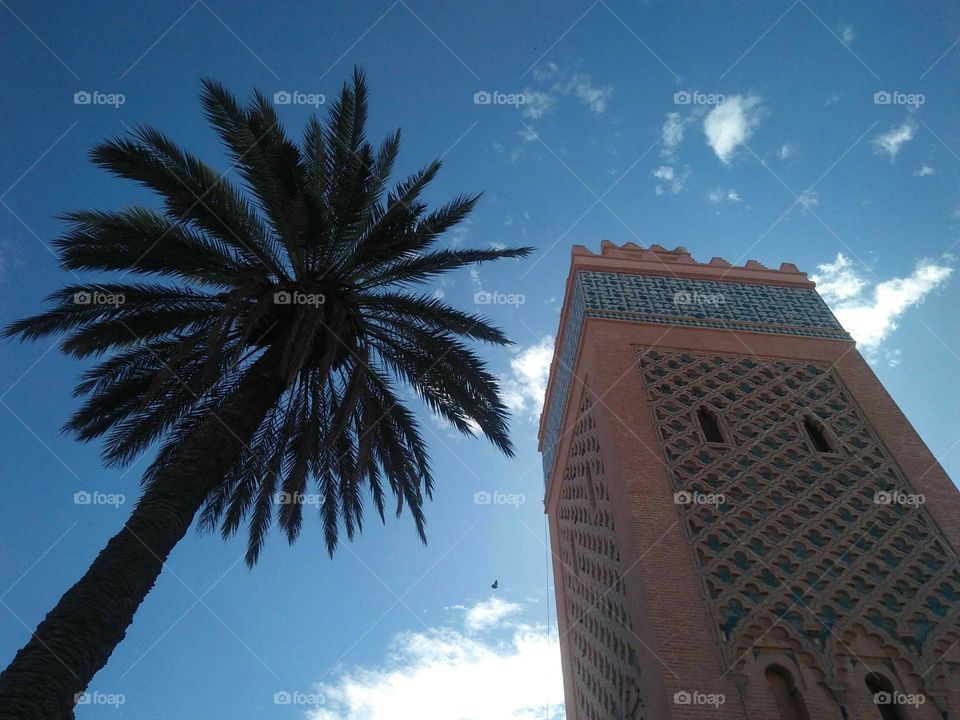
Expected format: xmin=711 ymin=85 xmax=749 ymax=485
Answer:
xmin=518 ymin=127 xmax=540 ymax=143
xmin=310 ymin=597 xmax=563 ymax=720
xmin=464 ymin=597 xmax=522 ymax=632
xmin=813 ymin=253 xmax=952 ymax=353
xmin=838 ymin=22 xmax=855 ymax=45
xmin=776 ymin=142 xmax=795 ymax=160
xmin=914 ymin=164 xmax=935 ymax=177
xmin=569 ymin=75 xmax=612 ymax=113
xmin=523 ymin=64 xmax=612 ymax=120
xmin=708 ymin=187 xmax=740 ymax=203
xmin=872 ymin=119 xmax=917 ymax=160
xmin=521 ymin=91 xmax=555 ymax=120
xmin=660 ymin=111 xmax=686 ymax=158
xmin=798 ymin=189 xmax=819 ymax=209
xmin=654 ymin=165 xmax=690 ymax=195
xmin=703 ymin=94 xmax=765 ymax=164
xmin=502 ymin=337 xmax=554 ymax=420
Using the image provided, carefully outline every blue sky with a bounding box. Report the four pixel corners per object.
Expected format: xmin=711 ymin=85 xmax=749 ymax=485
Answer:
xmin=1 ymin=1 xmax=959 ymax=718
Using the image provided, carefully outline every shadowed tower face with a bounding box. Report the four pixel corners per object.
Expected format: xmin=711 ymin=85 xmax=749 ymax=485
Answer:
xmin=539 ymin=242 xmax=960 ymax=720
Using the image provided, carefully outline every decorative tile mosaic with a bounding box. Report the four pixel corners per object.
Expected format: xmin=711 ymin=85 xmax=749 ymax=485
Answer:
xmin=635 ymin=348 xmax=960 ymax=686
xmin=542 ymin=271 xmax=850 ymax=486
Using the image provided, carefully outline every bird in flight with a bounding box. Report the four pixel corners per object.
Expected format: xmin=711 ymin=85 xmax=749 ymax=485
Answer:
xmin=491 ymin=580 xmax=499 ymax=590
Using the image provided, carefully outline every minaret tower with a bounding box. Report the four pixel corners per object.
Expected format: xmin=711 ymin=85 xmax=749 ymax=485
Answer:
xmin=540 ymin=242 xmax=960 ymax=719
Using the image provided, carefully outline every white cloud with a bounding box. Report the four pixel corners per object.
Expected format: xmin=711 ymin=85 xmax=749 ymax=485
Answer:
xmin=660 ymin=112 xmax=686 ymax=158
xmin=568 ymin=74 xmax=613 ymax=113
xmin=872 ymin=119 xmax=917 ymax=160
xmin=653 ymin=165 xmax=689 ymax=195
xmin=838 ymin=22 xmax=855 ymax=45
xmin=518 ymin=127 xmax=540 ymax=143
xmin=798 ymin=189 xmax=819 ymax=209
xmin=521 ymin=91 xmax=555 ymax=120
xmin=310 ymin=598 xmax=563 ymax=720
xmin=776 ymin=142 xmax=795 ymax=160
xmin=464 ymin=597 xmax=522 ymax=632
xmin=708 ymin=187 xmax=741 ymax=203
xmin=914 ymin=164 xmax=935 ymax=177
xmin=531 ymin=62 xmax=559 ymax=82
xmin=812 ymin=253 xmax=953 ymax=352
xmin=522 ymin=66 xmax=612 ymax=120
xmin=813 ymin=253 xmax=868 ymax=302
xmin=703 ymin=94 xmax=765 ymax=164
xmin=502 ymin=337 xmax=554 ymax=420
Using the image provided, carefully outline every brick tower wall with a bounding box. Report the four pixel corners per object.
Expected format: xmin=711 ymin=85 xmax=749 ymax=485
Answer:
xmin=541 ymin=243 xmax=960 ymax=719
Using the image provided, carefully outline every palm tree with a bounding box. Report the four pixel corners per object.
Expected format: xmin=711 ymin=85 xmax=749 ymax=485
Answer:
xmin=0 ymin=69 xmax=530 ymax=719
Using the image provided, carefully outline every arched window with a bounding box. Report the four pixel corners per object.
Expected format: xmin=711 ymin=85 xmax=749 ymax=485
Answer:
xmin=697 ymin=406 xmax=725 ymax=444
xmin=865 ymin=673 xmax=906 ymax=720
xmin=803 ymin=415 xmax=835 ymax=453
xmin=765 ymin=665 xmax=811 ymax=720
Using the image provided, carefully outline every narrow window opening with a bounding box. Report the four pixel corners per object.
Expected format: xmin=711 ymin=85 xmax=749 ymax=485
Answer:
xmin=765 ymin=665 xmax=811 ymax=720
xmin=585 ymin=461 xmax=597 ymax=509
xmin=568 ymin=535 xmax=579 ymax=578
xmin=697 ymin=406 xmax=725 ymax=444
xmin=865 ymin=673 xmax=906 ymax=720
xmin=804 ymin=416 xmax=834 ymax=453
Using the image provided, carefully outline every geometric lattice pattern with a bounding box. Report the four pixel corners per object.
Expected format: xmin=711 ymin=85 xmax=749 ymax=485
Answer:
xmin=580 ymin=271 xmax=849 ymax=339
xmin=635 ymin=347 xmax=960 ymax=687
xmin=542 ymin=270 xmax=849 ymax=486
xmin=557 ymin=388 xmax=646 ymax=720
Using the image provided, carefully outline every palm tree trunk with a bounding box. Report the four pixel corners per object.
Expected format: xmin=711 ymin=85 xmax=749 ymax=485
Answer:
xmin=0 ymin=347 xmax=287 ymax=720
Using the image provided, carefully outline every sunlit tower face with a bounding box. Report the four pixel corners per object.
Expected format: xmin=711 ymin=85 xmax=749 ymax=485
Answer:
xmin=540 ymin=242 xmax=960 ymax=719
